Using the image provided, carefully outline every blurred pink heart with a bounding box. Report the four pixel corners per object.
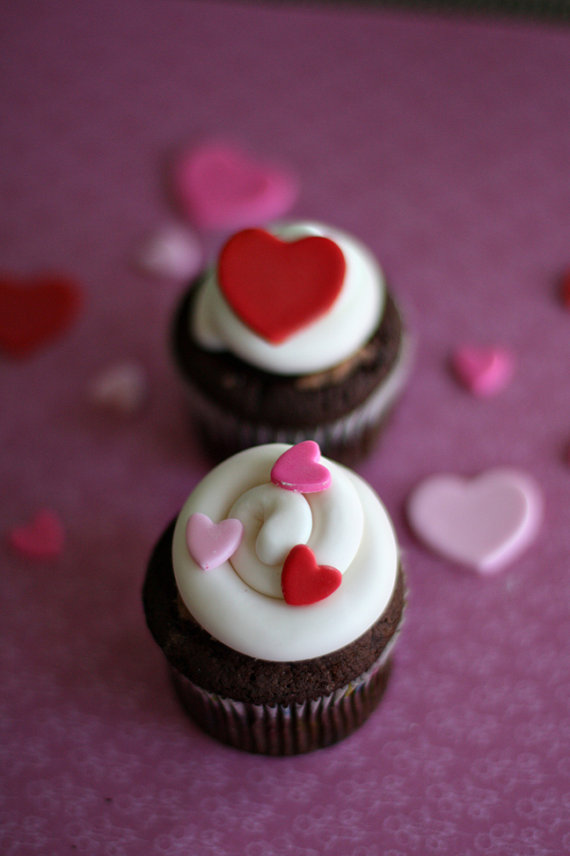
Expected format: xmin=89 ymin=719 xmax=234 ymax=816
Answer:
xmin=8 ymin=509 xmax=65 ymax=560
xmin=407 ymin=468 xmax=542 ymax=573
xmin=136 ymin=226 xmax=202 ymax=280
xmin=450 ymin=345 xmax=514 ymax=396
xmin=175 ymin=141 xmax=298 ymax=229
xmin=185 ymin=513 xmax=243 ymax=571
xmin=90 ymin=362 xmax=147 ymax=415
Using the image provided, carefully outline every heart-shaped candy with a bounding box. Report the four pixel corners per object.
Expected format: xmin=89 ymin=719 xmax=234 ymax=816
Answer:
xmin=8 ymin=509 xmax=65 ymax=560
xmin=407 ymin=468 xmax=542 ymax=573
xmin=0 ymin=274 xmax=83 ymax=358
xmin=281 ymin=544 xmax=342 ymax=606
xmin=561 ymin=268 xmax=570 ymax=310
xmin=136 ymin=225 xmax=202 ymax=280
xmin=271 ymin=441 xmax=331 ymax=493
xmin=185 ymin=512 xmax=244 ymax=571
xmin=89 ymin=362 xmax=147 ymax=415
xmin=450 ymin=345 xmax=514 ymax=396
xmin=175 ymin=142 xmax=298 ymax=230
xmin=219 ymin=228 xmax=345 ymax=344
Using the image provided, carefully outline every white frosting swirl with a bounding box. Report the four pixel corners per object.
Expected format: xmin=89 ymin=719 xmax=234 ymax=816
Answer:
xmin=172 ymin=444 xmax=399 ymax=661
xmin=191 ymin=222 xmax=385 ymax=375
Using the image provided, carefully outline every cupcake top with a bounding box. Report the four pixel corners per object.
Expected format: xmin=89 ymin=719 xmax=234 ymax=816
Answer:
xmin=172 ymin=442 xmax=399 ymax=661
xmin=191 ymin=221 xmax=386 ymax=375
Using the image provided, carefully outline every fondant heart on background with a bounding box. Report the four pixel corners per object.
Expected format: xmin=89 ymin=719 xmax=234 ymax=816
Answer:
xmin=0 ymin=273 xmax=83 ymax=358
xmin=271 ymin=441 xmax=331 ymax=493
xmin=450 ymin=345 xmax=514 ymax=396
xmin=186 ymin=512 xmax=244 ymax=571
xmin=175 ymin=142 xmax=298 ymax=230
xmin=8 ymin=509 xmax=65 ymax=560
xmin=407 ymin=468 xmax=542 ymax=573
xmin=281 ymin=544 xmax=342 ymax=606
xmin=218 ymin=228 xmax=346 ymax=343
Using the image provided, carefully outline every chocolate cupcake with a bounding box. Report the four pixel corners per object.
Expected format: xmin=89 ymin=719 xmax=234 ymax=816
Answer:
xmin=172 ymin=222 xmax=412 ymax=463
xmin=143 ymin=441 xmax=405 ymax=754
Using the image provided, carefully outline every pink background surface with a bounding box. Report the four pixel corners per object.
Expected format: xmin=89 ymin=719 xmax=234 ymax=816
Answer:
xmin=1 ymin=2 xmax=569 ymax=854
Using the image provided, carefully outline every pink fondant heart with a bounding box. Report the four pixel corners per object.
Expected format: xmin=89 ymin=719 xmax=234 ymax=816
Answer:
xmin=407 ymin=468 xmax=542 ymax=573
xmin=185 ymin=512 xmax=244 ymax=571
xmin=89 ymin=362 xmax=147 ymax=415
xmin=450 ymin=346 xmax=514 ymax=396
xmin=219 ymin=229 xmax=345 ymax=344
xmin=271 ymin=441 xmax=331 ymax=493
xmin=281 ymin=544 xmax=342 ymax=606
xmin=136 ymin=225 xmax=202 ymax=280
xmin=175 ymin=142 xmax=298 ymax=230
xmin=8 ymin=509 xmax=65 ymax=560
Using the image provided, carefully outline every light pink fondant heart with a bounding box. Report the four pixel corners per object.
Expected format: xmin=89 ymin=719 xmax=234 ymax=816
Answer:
xmin=174 ymin=142 xmax=298 ymax=230
xmin=185 ymin=512 xmax=244 ymax=571
xmin=450 ymin=346 xmax=514 ymax=396
xmin=271 ymin=441 xmax=331 ymax=494
xmin=8 ymin=509 xmax=65 ymax=560
xmin=89 ymin=362 xmax=147 ymax=415
xmin=136 ymin=225 xmax=202 ymax=280
xmin=407 ymin=469 xmax=542 ymax=573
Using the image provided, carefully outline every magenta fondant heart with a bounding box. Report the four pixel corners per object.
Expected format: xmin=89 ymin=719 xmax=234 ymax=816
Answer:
xmin=185 ymin=512 xmax=244 ymax=570
xmin=271 ymin=441 xmax=331 ymax=493
xmin=175 ymin=142 xmax=298 ymax=229
xmin=407 ymin=468 xmax=542 ymax=573
xmin=8 ymin=509 xmax=65 ymax=560
xmin=450 ymin=346 xmax=514 ymax=396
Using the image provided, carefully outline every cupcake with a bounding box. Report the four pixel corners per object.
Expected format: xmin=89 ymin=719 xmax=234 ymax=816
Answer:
xmin=171 ymin=221 xmax=412 ymax=463
xmin=143 ymin=441 xmax=405 ymax=754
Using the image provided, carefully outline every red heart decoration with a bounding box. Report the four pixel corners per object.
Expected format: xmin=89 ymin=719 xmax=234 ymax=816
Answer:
xmin=218 ymin=229 xmax=346 ymax=344
xmin=8 ymin=509 xmax=65 ymax=560
xmin=281 ymin=544 xmax=342 ymax=606
xmin=0 ymin=273 xmax=83 ymax=358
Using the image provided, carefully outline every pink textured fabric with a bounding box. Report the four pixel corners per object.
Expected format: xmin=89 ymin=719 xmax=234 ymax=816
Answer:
xmin=1 ymin=2 xmax=569 ymax=854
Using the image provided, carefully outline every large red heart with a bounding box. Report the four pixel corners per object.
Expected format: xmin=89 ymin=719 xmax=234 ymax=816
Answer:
xmin=218 ymin=229 xmax=346 ymax=344
xmin=0 ymin=273 xmax=83 ymax=358
xmin=281 ymin=544 xmax=342 ymax=606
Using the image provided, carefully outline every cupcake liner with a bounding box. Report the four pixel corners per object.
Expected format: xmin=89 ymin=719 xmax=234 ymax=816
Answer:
xmin=185 ymin=334 xmax=414 ymax=463
xmin=171 ymin=649 xmax=394 ymax=755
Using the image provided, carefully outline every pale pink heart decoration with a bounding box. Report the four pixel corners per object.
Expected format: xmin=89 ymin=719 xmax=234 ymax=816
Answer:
xmin=174 ymin=141 xmax=298 ymax=230
xmin=407 ymin=468 xmax=543 ymax=573
xmin=450 ymin=345 xmax=515 ymax=396
xmin=136 ymin=225 xmax=202 ymax=280
xmin=8 ymin=509 xmax=65 ymax=560
xmin=271 ymin=441 xmax=331 ymax=494
xmin=89 ymin=362 xmax=147 ymax=415
xmin=185 ymin=512 xmax=244 ymax=571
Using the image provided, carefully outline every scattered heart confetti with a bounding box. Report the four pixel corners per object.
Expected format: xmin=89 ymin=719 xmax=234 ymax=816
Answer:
xmin=89 ymin=362 xmax=147 ymax=415
xmin=450 ymin=345 xmax=515 ymax=396
xmin=8 ymin=509 xmax=65 ymax=560
xmin=135 ymin=225 xmax=202 ymax=280
xmin=174 ymin=141 xmax=298 ymax=230
xmin=281 ymin=544 xmax=342 ymax=606
xmin=219 ymin=228 xmax=345 ymax=343
xmin=407 ymin=468 xmax=542 ymax=573
xmin=186 ymin=512 xmax=244 ymax=570
xmin=0 ymin=273 xmax=83 ymax=358
xmin=271 ymin=441 xmax=331 ymax=493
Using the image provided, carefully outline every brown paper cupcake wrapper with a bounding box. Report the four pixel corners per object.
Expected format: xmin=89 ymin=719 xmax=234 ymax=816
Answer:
xmin=171 ymin=650 xmax=394 ymax=755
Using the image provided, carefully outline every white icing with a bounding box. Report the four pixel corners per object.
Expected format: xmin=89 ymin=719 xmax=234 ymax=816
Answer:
xmin=172 ymin=444 xmax=399 ymax=661
xmin=191 ymin=221 xmax=385 ymax=375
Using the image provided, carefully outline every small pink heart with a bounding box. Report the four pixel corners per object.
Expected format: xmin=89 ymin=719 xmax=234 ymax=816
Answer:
xmin=185 ymin=512 xmax=244 ymax=571
xmin=174 ymin=141 xmax=298 ymax=230
xmin=450 ymin=346 xmax=514 ymax=396
xmin=89 ymin=362 xmax=147 ymax=415
xmin=271 ymin=441 xmax=331 ymax=494
xmin=8 ymin=509 xmax=65 ymax=560
xmin=407 ymin=468 xmax=542 ymax=573
xmin=136 ymin=225 xmax=202 ymax=280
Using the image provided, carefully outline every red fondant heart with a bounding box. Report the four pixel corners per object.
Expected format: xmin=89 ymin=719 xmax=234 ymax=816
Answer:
xmin=281 ymin=544 xmax=342 ymax=606
xmin=0 ymin=273 xmax=83 ymax=358
xmin=8 ymin=509 xmax=65 ymax=560
xmin=218 ymin=229 xmax=346 ymax=344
